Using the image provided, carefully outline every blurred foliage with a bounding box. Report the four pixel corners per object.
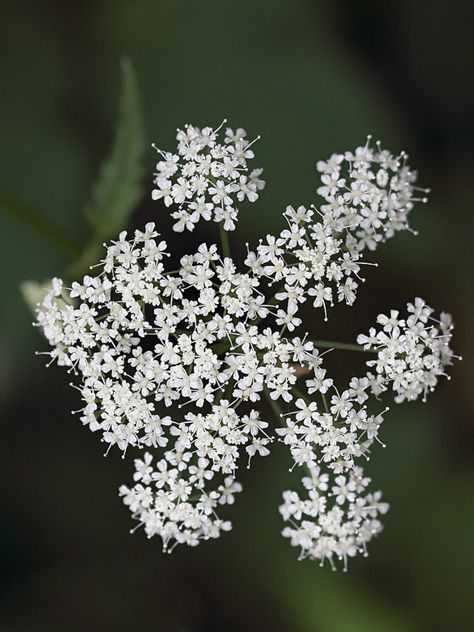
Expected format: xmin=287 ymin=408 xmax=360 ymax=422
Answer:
xmin=0 ymin=1 xmax=472 ymax=631
xmin=71 ymin=57 xmax=145 ymax=277
xmin=20 ymin=280 xmax=53 ymax=317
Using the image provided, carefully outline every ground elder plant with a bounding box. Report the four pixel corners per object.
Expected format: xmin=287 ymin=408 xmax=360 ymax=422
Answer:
xmin=34 ymin=117 xmax=458 ymax=569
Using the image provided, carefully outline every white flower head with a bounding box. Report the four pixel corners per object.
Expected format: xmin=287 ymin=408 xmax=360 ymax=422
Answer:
xmin=357 ymin=297 xmax=459 ymax=403
xmin=316 ymin=136 xmax=429 ymax=251
xmin=152 ymin=120 xmax=264 ymax=233
xmin=34 ymin=129 xmax=457 ymax=567
xmin=280 ymin=465 xmax=389 ymax=571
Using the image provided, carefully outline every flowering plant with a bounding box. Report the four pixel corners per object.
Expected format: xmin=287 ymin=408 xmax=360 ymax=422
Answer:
xmin=28 ymin=64 xmax=458 ymax=571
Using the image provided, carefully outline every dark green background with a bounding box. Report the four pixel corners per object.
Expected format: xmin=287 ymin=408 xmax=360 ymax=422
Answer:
xmin=1 ymin=1 xmax=473 ymax=631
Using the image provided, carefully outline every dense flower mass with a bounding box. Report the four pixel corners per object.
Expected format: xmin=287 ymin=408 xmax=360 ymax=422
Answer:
xmin=36 ymin=223 xmax=301 ymax=548
xmin=152 ymin=121 xmax=265 ymax=232
xmin=276 ymin=378 xmax=388 ymax=475
xmin=280 ymin=465 xmax=389 ymax=570
xmin=35 ymin=124 xmax=457 ymax=568
xmin=316 ymin=137 xmax=426 ymax=251
xmin=357 ymin=298 xmax=458 ymax=403
xmin=245 ymin=204 xmax=365 ymax=323
xmin=120 ymin=452 xmax=243 ymax=550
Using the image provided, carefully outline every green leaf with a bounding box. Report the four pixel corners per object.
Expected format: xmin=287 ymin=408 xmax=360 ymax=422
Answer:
xmin=85 ymin=57 xmax=145 ymax=237
xmin=70 ymin=57 xmax=145 ymax=278
xmin=20 ymin=280 xmax=51 ymax=316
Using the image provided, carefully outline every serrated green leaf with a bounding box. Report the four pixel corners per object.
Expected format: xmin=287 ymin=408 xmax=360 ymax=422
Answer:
xmin=68 ymin=58 xmax=145 ymax=280
xmin=84 ymin=57 xmax=145 ymax=238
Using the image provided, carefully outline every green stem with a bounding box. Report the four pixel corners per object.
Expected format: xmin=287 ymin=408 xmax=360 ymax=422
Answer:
xmin=291 ymin=385 xmax=306 ymax=400
xmin=321 ymin=392 xmax=329 ymax=413
xmin=312 ymin=339 xmax=375 ymax=353
xmin=263 ymin=386 xmax=284 ymax=421
xmin=219 ymin=223 xmax=231 ymax=258
xmin=0 ymin=184 xmax=81 ymax=257
xmin=265 ymin=387 xmax=315 ymax=478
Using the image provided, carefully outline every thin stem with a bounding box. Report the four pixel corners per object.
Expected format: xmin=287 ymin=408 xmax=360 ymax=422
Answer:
xmin=0 ymin=184 xmax=81 ymax=257
xmin=321 ymin=392 xmax=329 ymax=414
xmin=291 ymin=385 xmax=306 ymax=401
xmin=263 ymin=386 xmax=284 ymax=421
xmin=266 ymin=386 xmax=314 ymax=478
xmin=219 ymin=223 xmax=231 ymax=258
xmin=312 ymin=339 xmax=376 ymax=353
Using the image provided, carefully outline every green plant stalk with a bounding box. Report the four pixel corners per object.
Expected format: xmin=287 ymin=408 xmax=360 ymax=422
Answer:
xmin=263 ymin=386 xmax=284 ymax=421
xmin=263 ymin=387 xmax=317 ymax=479
xmin=219 ymin=223 xmax=231 ymax=258
xmin=291 ymin=385 xmax=307 ymax=401
xmin=321 ymin=392 xmax=329 ymax=413
xmin=312 ymin=339 xmax=375 ymax=353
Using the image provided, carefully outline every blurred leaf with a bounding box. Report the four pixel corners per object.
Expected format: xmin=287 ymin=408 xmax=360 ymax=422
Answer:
xmin=84 ymin=57 xmax=144 ymax=237
xmin=20 ymin=280 xmax=51 ymax=316
xmin=69 ymin=57 xmax=145 ymax=278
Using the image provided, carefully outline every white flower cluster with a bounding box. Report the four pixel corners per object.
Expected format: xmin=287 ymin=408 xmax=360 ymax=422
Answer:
xmin=280 ymin=466 xmax=389 ymax=570
xmin=35 ymin=125 xmax=456 ymax=569
xmin=152 ymin=121 xmax=265 ymax=232
xmin=277 ymin=377 xmax=387 ymax=475
xmin=245 ymin=204 xmax=365 ymax=323
xmin=317 ymin=137 xmax=426 ymax=251
xmin=275 ymin=364 xmax=391 ymax=566
xmin=120 ymin=453 xmax=243 ymax=550
xmin=37 ymin=223 xmax=313 ymax=549
xmin=243 ymin=139 xmax=426 ymax=323
xmin=357 ymin=298 xmax=458 ymax=403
